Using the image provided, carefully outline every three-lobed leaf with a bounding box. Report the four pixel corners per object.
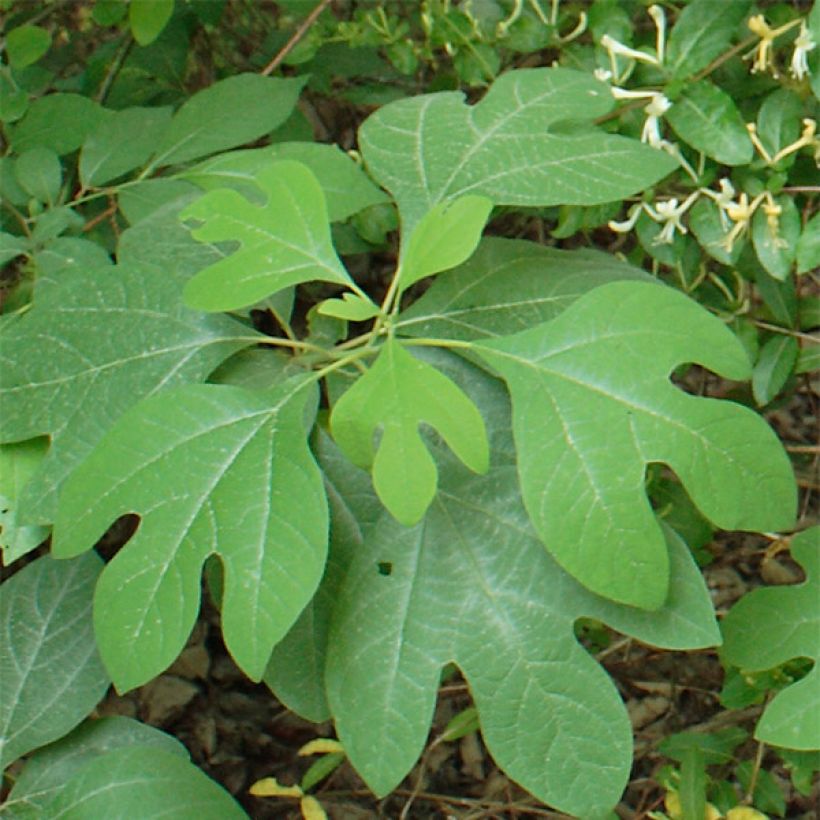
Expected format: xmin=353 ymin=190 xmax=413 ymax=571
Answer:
xmin=325 ymin=350 xmax=720 ymax=818
xmin=330 ymin=339 xmax=489 ymax=525
xmin=721 ymin=526 xmax=820 ymax=751
xmin=52 ymin=380 xmax=328 ymax=692
xmin=182 ymin=161 xmax=355 ymax=312
xmin=0 ymin=263 xmax=254 ymax=523
xmin=474 ymin=281 xmax=796 ymax=609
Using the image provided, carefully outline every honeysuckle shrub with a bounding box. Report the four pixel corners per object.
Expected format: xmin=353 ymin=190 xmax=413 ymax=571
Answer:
xmin=1 ymin=1 xmax=818 ymax=817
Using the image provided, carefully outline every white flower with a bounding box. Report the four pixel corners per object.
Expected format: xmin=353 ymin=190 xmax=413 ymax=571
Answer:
xmin=644 ymin=192 xmax=698 ymax=245
xmin=790 ymin=20 xmax=816 ymax=80
xmin=641 ymin=93 xmax=672 ymax=147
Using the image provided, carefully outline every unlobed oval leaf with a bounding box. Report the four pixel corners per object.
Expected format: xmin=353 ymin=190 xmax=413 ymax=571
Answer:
xmin=474 ymin=281 xmax=796 ymax=609
xmin=52 ymin=380 xmax=328 ymax=692
xmin=0 ymin=553 xmax=109 ymax=770
xmin=182 ymin=161 xmax=354 ymax=312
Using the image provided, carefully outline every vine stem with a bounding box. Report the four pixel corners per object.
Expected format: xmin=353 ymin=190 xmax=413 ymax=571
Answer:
xmin=260 ymin=0 xmax=334 ymax=76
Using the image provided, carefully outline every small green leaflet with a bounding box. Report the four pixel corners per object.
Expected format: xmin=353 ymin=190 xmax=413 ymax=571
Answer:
xmin=129 ymin=0 xmax=174 ymax=46
xmin=752 ymin=335 xmax=799 ymax=406
xmin=721 ymin=526 xmax=820 ymax=751
xmin=0 ymin=263 xmax=254 ymax=523
xmin=752 ymin=194 xmax=800 ymax=281
xmin=325 ymin=350 xmax=720 ymax=818
xmin=474 ymin=281 xmax=796 ymax=609
xmin=52 ymin=380 xmax=328 ymax=693
xmin=398 ymin=194 xmax=492 ymax=291
xmin=330 ymin=339 xmax=489 ymax=525
xmin=182 ymin=161 xmax=355 ymax=312
xmin=398 ymin=236 xmax=652 ymax=341
xmin=0 ymin=554 xmax=109 ymax=770
xmin=358 ymin=67 xmax=678 ymax=236
xmin=317 ymin=292 xmax=380 ymax=322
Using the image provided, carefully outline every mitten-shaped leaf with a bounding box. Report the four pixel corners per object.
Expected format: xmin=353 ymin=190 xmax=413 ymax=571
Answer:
xmin=0 ymin=263 xmax=253 ymax=523
xmin=182 ymin=161 xmax=354 ymax=312
xmin=52 ymin=380 xmax=328 ymax=692
xmin=359 ymin=67 xmax=678 ymax=236
xmin=475 ymin=281 xmax=796 ymax=609
xmin=330 ymin=340 xmax=489 ymax=525
xmin=326 ymin=350 xmax=720 ymax=818
xmin=721 ymin=526 xmax=819 ymax=750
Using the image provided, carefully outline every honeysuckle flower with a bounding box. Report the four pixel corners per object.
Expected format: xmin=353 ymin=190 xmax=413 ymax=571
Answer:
xmin=700 ymin=178 xmax=737 ymax=230
xmin=594 ymin=67 xmax=613 ymax=82
xmin=599 ymin=4 xmax=667 ymax=82
xmin=772 ymin=117 xmax=818 ymax=164
xmin=721 ymin=192 xmax=766 ymax=252
xmin=641 ymin=93 xmax=672 ymax=146
xmin=746 ymin=14 xmax=803 ymax=77
xmin=791 ymin=20 xmax=816 ymax=80
xmin=608 ymin=203 xmax=643 ymax=233
xmin=644 ymin=191 xmax=699 ymax=244
xmin=647 ymin=4 xmax=666 ymax=65
xmin=762 ymin=195 xmax=788 ymax=249
xmin=746 ymin=122 xmax=774 ymax=164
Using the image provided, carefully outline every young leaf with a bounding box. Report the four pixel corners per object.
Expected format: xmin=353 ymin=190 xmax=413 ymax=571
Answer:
xmin=40 ymin=747 xmax=248 ymax=818
xmin=150 ymin=74 xmax=305 ymax=167
xmin=80 ymin=106 xmax=172 ymax=186
xmin=182 ymin=161 xmax=354 ymax=312
xmin=183 ymin=142 xmax=389 ymax=223
xmin=398 ymin=237 xmax=652 ymax=341
xmin=399 ymin=195 xmax=493 ymax=291
xmin=326 ymin=350 xmax=720 ymax=818
xmin=665 ymin=0 xmax=752 ymax=79
xmin=358 ymin=67 xmax=677 ymax=235
xmin=0 ymin=554 xmax=109 ymax=770
xmin=6 ymin=716 xmax=188 ymax=818
xmin=6 ymin=24 xmax=52 ymax=69
xmin=721 ymin=526 xmax=820 ymax=751
xmin=0 ymin=263 xmax=255 ymax=524
xmin=330 ymin=340 xmax=489 ymax=525
xmin=665 ymin=81 xmax=753 ymax=166
xmin=474 ymin=281 xmax=796 ymax=609
xmin=10 ymin=93 xmax=105 ymax=155
xmin=317 ymin=293 xmax=381 ymax=322
xmin=752 ymin=335 xmax=799 ymax=406
xmin=52 ymin=380 xmax=328 ymax=692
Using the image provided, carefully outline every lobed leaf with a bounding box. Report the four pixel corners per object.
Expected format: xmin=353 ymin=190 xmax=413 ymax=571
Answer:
xmin=474 ymin=281 xmax=796 ymax=609
xmin=330 ymin=339 xmax=489 ymax=525
xmin=358 ymin=67 xmax=677 ymax=236
xmin=325 ymin=350 xmax=720 ymax=818
xmin=721 ymin=526 xmax=820 ymax=751
xmin=182 ymin=161 xmax=354 ymax=312
xmin=0 ymin=263 xmax=254 ymax=523
xmin=52 ymin=380 xmax=328 ymax=692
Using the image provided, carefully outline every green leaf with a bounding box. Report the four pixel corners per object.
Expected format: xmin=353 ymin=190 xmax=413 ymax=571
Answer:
xmin=331 ymin=339 xmax=489 ymax=525
xmin=151 ymin=74 xmax=305 ymax=167
xmin=0 ymin=232 xmax=27 ymax=267
xmin=398 ymin=237 xmax=652 ymax=342
xmin=678 ymin=747 xmax=707 ymax=820
xmin=15 ymin=147 xmax=61 ymax=204
xmin=129 ymin=0 xmax=175 ymax=45
xmin=736 ymin=760 xmax=787 ymax=817
xmin=688 ymin=198 xmax=743 ymax=267
xmin=6 ymin=717 xmax=187 ymax=818
xmin=33 ymin=236 xmax=114 ymax=300
xmin=0 ymin=553 xmax=109 ymax=769
xmin=752 ymin=335 xmax=799 ymax=406
xmin=6 ymin=25 xmax=52 ymax=69
xmin=326 ymin=350 xmax=720 ymax=818
xmin=795 ymin=342 xmax=820 ymax=375
xmin=665 ymin=80 xmax=753 ymax=166
xmin=721 ymin=526 xmax=820 ymax=750
xmin=183 ymin=142 xmax=389 ymax=223
xmin=359 ymin=67 xmax=677 ymax=235
xmin=182 ymin=161 xmax=354 ymax=312
xmin=399 ymin=195 xmax=492 ymax=292
xmin=10 ymin=93 xmax=105 ymax=155
xmin=317 ymin=292 xmax=380 ymax=322
xmin=80 ymin=106 xmax=172 ymax=186
xmin=755 ymin=266 xmax=796 ymax=327
xmin=52 ymin=380 xmax=328 ymax=691
xmin=0 ymin=263 xmax=253 ymax=523
xmin=752 ymin=194 xmax=800 ymax=281
xmin=756 ymin=88 xmax=804 ymax=159
xmin=660 ymin=727 xmax=747 ymax=765
xmin=809 ymin=1 xmax=820 ymax=102
xmin=474 ymin=281 xmax=796 ymax=609
xmin=665 ymin=0 xmax=752 ymax=79
xmin=0 ymin=439 xmax=50 ymax=564
xmin=118 ymin=178 xmax=201 ymax=224
xmin=796 ymin=213 xmax=820 ymax=275
xmin=40 ymin=746 xmax=248 ymax=818
xmin=263 ymin=428 xmax=383 ymax=723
